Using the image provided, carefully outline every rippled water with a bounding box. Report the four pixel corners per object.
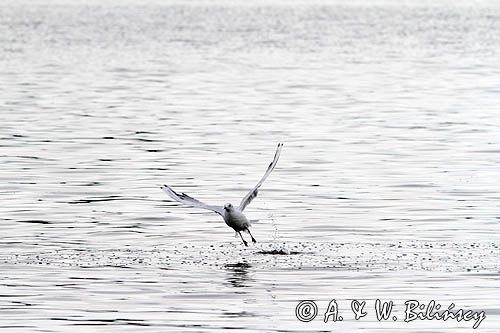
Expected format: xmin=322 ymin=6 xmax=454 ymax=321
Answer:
xmin=1 ymin=0 xmax=499 ymax=331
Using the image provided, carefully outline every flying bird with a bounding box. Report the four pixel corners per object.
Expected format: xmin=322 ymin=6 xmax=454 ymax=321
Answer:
xmin=161 ymin=143 xmax=283 ymax=246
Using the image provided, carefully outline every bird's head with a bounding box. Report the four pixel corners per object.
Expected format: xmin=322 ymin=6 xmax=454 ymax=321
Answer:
xmin=223 ymin=203 xmax=234 ymax=212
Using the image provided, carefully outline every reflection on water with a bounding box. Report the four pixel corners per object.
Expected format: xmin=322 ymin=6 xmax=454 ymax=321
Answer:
xmin=1 ymin=0 xmax=500 ymax=332
xmin=224 ymin=262 xmax=253 ymax=288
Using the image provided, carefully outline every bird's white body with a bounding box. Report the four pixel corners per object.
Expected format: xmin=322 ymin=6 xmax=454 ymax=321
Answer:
xmin=223 ymin=207 xmax=250 ymax=232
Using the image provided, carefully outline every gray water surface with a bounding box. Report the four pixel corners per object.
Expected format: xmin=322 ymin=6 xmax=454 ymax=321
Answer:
xmin=1 ymin=1 xmax=499 ymax=332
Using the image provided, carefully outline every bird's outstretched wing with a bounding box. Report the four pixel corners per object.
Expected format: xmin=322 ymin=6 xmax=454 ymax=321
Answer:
xmin=161 ymin=185 xmax=224 ymax=216
xmin=238 ymin=143 xmax=283 ymax=211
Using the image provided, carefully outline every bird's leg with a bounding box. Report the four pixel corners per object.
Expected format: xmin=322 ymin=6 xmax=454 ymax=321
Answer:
xmin=247 ymin=228 xmax=257 ymax=244
xmin=238 ymin=231 xmax=248 ymax=247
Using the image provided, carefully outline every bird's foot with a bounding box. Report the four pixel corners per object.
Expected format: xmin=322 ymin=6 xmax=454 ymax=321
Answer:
xmin=251 ymin=237 xmax=257 ymax=244
xmin=243 ymin=240 xmax=248 ymax=247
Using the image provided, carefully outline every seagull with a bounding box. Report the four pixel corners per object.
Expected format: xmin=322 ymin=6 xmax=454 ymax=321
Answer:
xmin=161 ymin=143 xmax=283 ymax=246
